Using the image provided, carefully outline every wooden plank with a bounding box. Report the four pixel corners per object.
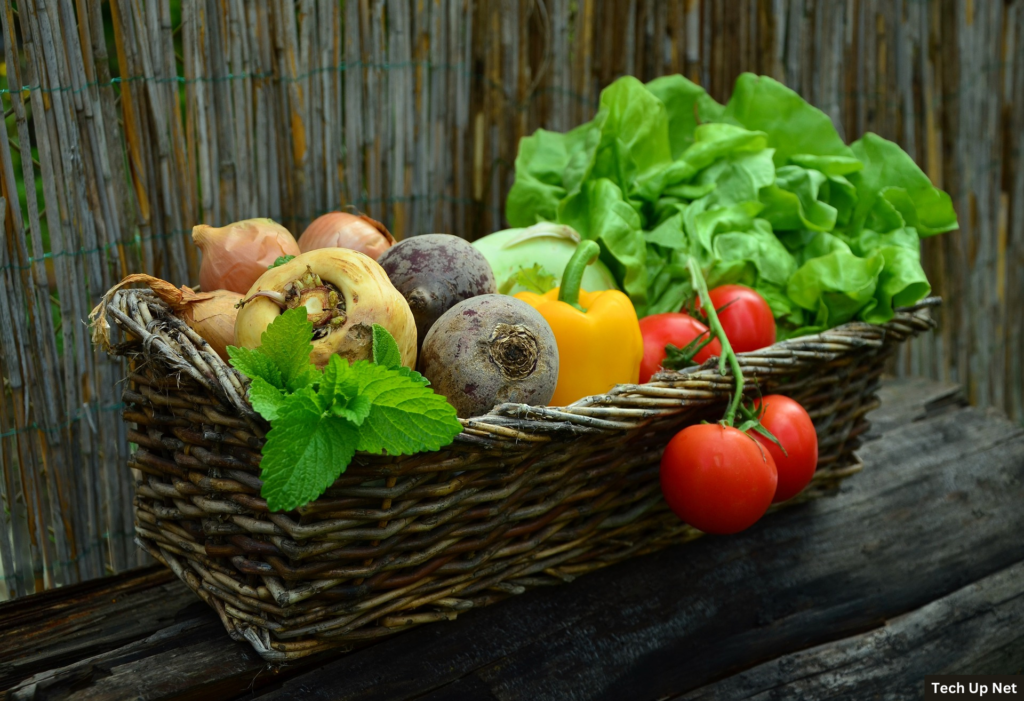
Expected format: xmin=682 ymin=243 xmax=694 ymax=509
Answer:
xmin=0 ymin=566 xmax=191 ymax=690
xmin=864 ymin=375 xmax=967 ymax=437
xmin=0 ymin=569 xmax=327 ymax=701
xmin=248 ymin=387 xmax=1023 ymax=700
xmin=5 ymin=619 xmax=289 ymax=701
xmin=676 ymin=559 xmax=1024 ymax=700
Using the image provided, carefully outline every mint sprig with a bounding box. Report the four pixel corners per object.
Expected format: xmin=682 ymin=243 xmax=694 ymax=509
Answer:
xmin=258 ymin=389 xmax=360 ymax=512
xmin=227 ymin=312 xmax=462 ymax=512
xmin=371 ymin=323 xmax=403 ymax=368
xmin=372 ymin=322 xmax=429 ymax=386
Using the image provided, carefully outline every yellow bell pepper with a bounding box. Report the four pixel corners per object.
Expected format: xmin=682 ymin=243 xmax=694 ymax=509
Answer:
xmin=515 ymin=240 xmax=643 ymax=406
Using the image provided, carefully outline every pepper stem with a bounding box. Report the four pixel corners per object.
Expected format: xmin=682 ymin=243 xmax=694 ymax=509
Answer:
xmin=558 ymin=240 xmax=600 ymax=312
xmin=687 ymin=257 xmax=745 ymax=426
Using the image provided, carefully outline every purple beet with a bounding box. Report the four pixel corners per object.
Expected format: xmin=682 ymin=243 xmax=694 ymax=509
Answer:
xmin=419 ymin=295 xmax=559 ymax=418
xmin=377 ymin=234 xmax=496 ymax=347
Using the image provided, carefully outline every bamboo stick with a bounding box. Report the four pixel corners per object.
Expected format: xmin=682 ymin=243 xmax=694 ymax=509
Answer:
xmin=38 ymin=0 xmax=109 ymax=582
xmin=343 ymin=0 xmax=364 ymax=215
xmin=0 ymin=196 xmax=37 ymax=597
xmin=0 ymin=192 xmax=23 ymax=596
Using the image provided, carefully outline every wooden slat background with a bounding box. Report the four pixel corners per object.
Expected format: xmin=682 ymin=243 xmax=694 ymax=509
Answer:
xmin=0 ymin=0 xmax=1020 ymax=598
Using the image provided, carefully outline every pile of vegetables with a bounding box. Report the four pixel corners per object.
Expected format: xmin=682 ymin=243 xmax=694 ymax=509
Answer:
xmin=99 ymin=71 xmax=955 ymax=539
xmin=101 ymin=217 xmax=565 ymax=513
xmin=486 ymin=72 xmax=958 ymax=536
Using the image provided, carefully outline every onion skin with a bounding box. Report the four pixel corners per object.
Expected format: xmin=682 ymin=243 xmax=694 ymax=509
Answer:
xmin=179 ymin=290 xmax=242 ymax=361
xmin=298 ymin=212 xmax=395 ymax=260
xmin=88 ymin=274 xmax=240 ymax=360
xmin=234 ymin=249 xmax=417 ymax=369
xmin=194 ymin=218 xmax=300 ymax=294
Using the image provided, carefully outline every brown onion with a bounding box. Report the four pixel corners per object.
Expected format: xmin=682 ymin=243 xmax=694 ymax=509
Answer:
xmin=89 ymin=274 xmax=240 ymax=360
xmin=298 ymin=212 xmax=396 ymax=260
xmin=193 ymin=218 xmax=300 ymax=294
xmin=178 ymin=289 xmax=243 ymax=360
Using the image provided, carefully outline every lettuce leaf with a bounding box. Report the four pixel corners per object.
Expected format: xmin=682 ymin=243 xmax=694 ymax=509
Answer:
xmin=786 ymin=250 xmax=885 ymax=328
xmin=504 ymin=72 xmax=957 ymax=337
xmin=721 ymin=73 xmax=854 ymax=166
xmin=646 ymin=74 xmax=725 ymax=158
xmin=559 ymin=178 xmax=649 ymax=312
xmin=760 ymin=166 xmax=838 ymax=232
xmin=849 ymin=133 xmax=959 ymax=237
xmin=561 ymin=76 xmax=674 ymax=214
xmin=506 ymin=128 xmax=571 ymax=227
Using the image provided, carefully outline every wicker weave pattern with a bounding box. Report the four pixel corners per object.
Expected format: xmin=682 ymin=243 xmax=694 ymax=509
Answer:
xmin=100 ymin=289 xmax=936 ymax=660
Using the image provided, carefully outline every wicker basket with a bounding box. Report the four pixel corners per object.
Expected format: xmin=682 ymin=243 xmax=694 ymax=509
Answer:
xmin=97 ymin=287 xmax=937 ymax=661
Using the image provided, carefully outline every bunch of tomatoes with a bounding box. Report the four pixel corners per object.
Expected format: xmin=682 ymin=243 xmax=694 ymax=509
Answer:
xmin=643 ymin=285 xmax=819 ymax=535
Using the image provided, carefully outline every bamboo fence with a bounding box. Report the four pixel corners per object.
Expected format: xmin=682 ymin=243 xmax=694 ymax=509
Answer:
xmin=0 ymin=0 xmax=1021 ymax=599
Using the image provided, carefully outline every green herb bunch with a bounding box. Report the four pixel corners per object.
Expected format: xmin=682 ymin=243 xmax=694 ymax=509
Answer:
xmin=227 ymin=308 xmax=462 ymax=512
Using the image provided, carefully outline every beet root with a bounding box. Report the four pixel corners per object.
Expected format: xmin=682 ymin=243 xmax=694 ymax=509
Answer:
xmin=377 ymin=234 xmax=496 ymax=348
xmin=419 ymin=294 xmax=559 ymax=418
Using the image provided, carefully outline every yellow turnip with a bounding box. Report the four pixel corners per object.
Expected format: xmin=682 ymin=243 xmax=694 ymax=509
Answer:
xmin=234 ymin=249 xmax=417 ymax=369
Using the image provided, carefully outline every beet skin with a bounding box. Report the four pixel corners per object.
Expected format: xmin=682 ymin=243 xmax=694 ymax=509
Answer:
xmin=377 ymin=234 xmax=496 ymax=348
xmin=419 ymin=295 xmax=559 ymax=418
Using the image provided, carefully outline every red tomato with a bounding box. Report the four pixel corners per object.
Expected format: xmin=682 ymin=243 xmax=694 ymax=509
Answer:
xmin=697 ymin=284 xmax=776 ymax=353
xmin=638 ymin=313 xmax=722 ymax=383
xmin=660 ymin=423 xmax=778 ymax=534
xmin=750 ymin=395 xmax=819 ymax=503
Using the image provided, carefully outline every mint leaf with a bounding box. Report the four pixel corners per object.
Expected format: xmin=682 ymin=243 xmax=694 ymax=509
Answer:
xmin=332 ymin=394 xmax=372 ymax=426
xmin=396 ymin=366 xmax=430 ymax=386
xmin=242 ymin=316 xmax=458 ymax=512
xmin=248 ymin=376 xmax=289 ymax=420
xmin=319 ymin=355 xmax=360 ymax=408
xmin=228 ymin=345 xmax=283 ymax=389
xmin=349 ymin=362 xmax=462 ymax=454
xmin=258 ymin=391 xmax=359 ymax=512
xmin=269 ymin=255 xmax=296 ymax=269
xmin=372 ymin=324 xmax=403 ymax=369
xmin=259 ymin=308 xmax=319 ymax=391
xmin=371 ymin=324 xmax=428 ymax=384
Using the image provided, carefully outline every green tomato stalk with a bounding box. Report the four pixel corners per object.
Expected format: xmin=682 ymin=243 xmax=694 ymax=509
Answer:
xmin=686 ymin=257 xmax=745 ymax=427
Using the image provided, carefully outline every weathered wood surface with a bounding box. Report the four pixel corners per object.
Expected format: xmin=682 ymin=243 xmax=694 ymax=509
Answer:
xmin=0 ymin=567 xmax=188 ymax=689
xmin=0 ymin=377 xmax=1022 ymax=700
xmin=678 ymin=560 xmax=1024 ymax=700
xmin=3 ymin=0 xmax=1024 ymax=598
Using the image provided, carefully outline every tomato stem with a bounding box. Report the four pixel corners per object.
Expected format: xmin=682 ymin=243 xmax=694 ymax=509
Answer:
xmin=687 ymin=257 xmax=745 ymax=426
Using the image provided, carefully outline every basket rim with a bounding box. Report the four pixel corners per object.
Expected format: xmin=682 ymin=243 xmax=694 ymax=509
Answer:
xmin=97 ymin=288 xmax=938 ymax=446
